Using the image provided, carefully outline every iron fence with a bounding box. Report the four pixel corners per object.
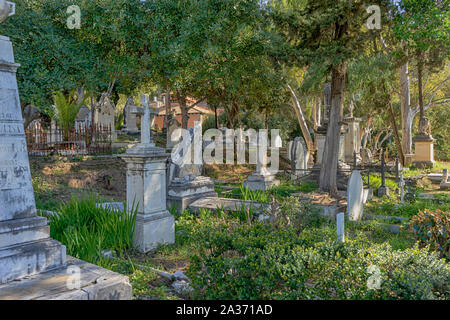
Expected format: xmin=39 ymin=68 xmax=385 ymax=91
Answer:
xmin=25 ymin=121 xmax=113 ymax=157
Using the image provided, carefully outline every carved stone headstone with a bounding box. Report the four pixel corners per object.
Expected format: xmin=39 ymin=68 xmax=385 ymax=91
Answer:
xmin=94 ymin=96 xmax=116 ymax=140
xmin=0 ymin=31 xmax=66 ymax=283
xmin=123 ymin=97 xmax=140 ymax=134
xmin=347 ymin=170 xmax=364 ymax=221
xmin=166 ymin=110 xmax=181 ymax=150
xmin=290 ymin=137 xmax=309 ymax=179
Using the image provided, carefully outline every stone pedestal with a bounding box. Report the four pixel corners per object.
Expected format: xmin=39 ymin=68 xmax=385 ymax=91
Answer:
xmin=413 ymin=135 xmax=435 ymax=168
xmin=343 ymin=117 xmax=361 ymax=163
xmin=244 ymin=171 xmax=280 ymax=191
xmin=0 ymin=35 xmax=66 ymax=284
xmin=167 ymin=176 xmax=217 ymax=213
xmin=121 ymin=143 xmax=174 ymax=253
xmin=316 ymin=133 xmax=345 ymax=164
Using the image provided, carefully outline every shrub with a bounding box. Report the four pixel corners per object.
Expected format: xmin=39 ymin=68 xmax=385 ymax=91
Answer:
xmin=187 ymin=222 xmax=449 ymax=300
xmin=410 ymin=209 xmax=450 ymax=259
xmin=46 ymin=196 xmax=137 ymax=266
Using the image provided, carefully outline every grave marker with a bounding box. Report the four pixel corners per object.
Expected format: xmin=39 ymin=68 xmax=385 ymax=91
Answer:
xmin=336 ymin=212 xmax=345 ymax=243
xmin=347 ymin=170 xmax=364 ymax=221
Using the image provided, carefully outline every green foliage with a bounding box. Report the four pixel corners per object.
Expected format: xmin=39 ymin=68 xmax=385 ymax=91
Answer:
xmin=188 ymin=221 xmax=449 ymax=299
xmin=410 ymin=209 xmax=450 ymax=259
xmin=46 ymin=197 xmax=137 ymax=266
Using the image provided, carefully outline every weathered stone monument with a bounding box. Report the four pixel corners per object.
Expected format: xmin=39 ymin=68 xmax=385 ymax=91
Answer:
xmin=347 ymin=170 xmax=364 ymax=221
xmin=167 ymin=121 xmax=217 ymax=213
xmin=290 ymin=136 xmax=309 ymax=179
xmin=166 ymin=110 xmax=181 ymax=150
xmin=413 ymin=117 xmax=435 ymax=168
xmin=120 ymin=94 xmax=174 ymax=253
xmin=94 ymin=96 xmax=116 ymax=140
xmin=74 ymin=105 xmax=92 ymax=131
xmin=123 ymin=97 xmax=141 ymax=134
xmin=343 ymin=106 xmax=362 ymax=164
xmin=0 ymin=4 xmax=131 ymax=299
xmin=0 ymin=5 xmax=66 ymax=283
xmin=244 ymin=131 xmax=280 ymax=191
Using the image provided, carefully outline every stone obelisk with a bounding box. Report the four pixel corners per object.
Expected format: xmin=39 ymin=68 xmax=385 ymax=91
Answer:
xmin=0 ymin=1 xmax=66 ymax=284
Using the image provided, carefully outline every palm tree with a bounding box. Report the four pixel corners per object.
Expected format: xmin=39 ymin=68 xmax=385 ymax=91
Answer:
xmin=52 ymin=90 xmax=87 ymax=141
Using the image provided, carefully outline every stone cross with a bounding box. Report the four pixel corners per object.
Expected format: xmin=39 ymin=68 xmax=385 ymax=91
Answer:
xmin=139 ymin=94 xmax=158 ymax=146
xmin=395 ymin=157 xmax=399 ymax=181
xmin=399 ymin=173 xmax=405 ymax=204
xmin=336 ymin=212 xmax=345 ymax=243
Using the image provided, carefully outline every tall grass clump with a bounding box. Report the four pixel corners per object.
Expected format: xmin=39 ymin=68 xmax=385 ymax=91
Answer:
xmin=48 ymin=196 xmax=137 ymax=266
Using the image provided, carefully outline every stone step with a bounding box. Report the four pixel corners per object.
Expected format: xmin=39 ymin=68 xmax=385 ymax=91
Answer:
xmin=0 ymin=216 xmax=50 ymax=249
xmin=0 ymin=239 xmax=66 ymax=284
xmin=0 ymin=256 xmax=131 ymax=300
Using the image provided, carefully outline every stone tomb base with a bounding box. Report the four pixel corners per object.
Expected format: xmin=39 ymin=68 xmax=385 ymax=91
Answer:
xmin=413 ymin=137 xmax=435 ymax=168
xmin=244 ymin=173 xmax=280 ymax=191
xmin=188 ymin=197 xmax=269 ymax=215
xmin=134 ymin=212 xmax=175 ymax=253
xmin=0 ymin=256 xmax=132 ymax=300
xmin=167 ymin=176 xmax=218 ymax=213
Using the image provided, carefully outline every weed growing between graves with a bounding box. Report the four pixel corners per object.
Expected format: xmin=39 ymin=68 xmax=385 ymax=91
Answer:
xmin=366 ymin=198 xmax=450 ymax=218
xmin=363 ymin=175 xmax=398 ymax=191
xmin=224 ymin=180 xmax=319 ymax=203
xmin=43 ymin=196 xmax=137 ymax=267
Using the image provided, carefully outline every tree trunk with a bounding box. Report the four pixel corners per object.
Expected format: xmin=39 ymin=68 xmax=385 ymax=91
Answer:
xmin=388 ymin=97 xmax=405 ymax=166
xmin=214 ymin=105 xmax=219 ymax=129
xmin=177 ymin=91 xmax=189 ymax=129
xmin=165 ymin=89 xmax=171 ymax=128
xmin=319 ymin=62 xmax=347 ymax=195
xmin=417 ymin=56 xmax=425 ymax=119
xmin=399 ymin=62 xmax=412 ymax=155
xmin=287 ymin=85 xmax=314 ymax=152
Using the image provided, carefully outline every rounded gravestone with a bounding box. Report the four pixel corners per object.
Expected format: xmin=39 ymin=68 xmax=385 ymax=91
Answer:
xmin=347 ymin=170 xmax=364 ymax=221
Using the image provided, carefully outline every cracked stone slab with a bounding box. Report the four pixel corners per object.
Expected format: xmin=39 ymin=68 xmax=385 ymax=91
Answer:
xmin=0 ymin=256 xmax=131 ymax=300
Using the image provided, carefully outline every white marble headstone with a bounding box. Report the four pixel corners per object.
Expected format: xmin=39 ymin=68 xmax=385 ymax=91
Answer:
xmin=347 ymin=170 xmax=364 ymax=221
